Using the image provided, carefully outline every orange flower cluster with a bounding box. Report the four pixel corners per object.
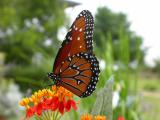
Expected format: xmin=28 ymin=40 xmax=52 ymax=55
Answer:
xmin=19 ymin=85 xmax=77 ymax=118
xmin=81 ymin=114 xmax=106 ymax=120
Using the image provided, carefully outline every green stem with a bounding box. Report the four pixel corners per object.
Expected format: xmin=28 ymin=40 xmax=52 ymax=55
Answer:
xmin=57 ymin=114 xmax=62 ymax=120
xmin=34 ymin=110 xmax=61 ymax=120
xmin=35 ymin=116 xmax=39 ymax=120
xmin=51 ymin=111 xmax=55 ymax=120
xmin=46 ymin=110 xmax=52 ymax=120
xmin=54 ymin=111 xmax=60 ymax=120
xmin=41 ymin=111 xmax=48 ymax=120
xmin=35 ymin=114 xmax=43 ymax=120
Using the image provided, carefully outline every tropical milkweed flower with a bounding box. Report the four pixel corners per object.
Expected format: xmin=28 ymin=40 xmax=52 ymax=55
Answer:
xmin=19 ymin=85 xmax=78 ymax=119
xmin=117 ymin=116 xmax=125 ymax=120
xmin=81 ymin=114 xmax=106 ymax=120
xmin=94 ymin=115 xmax=106 ymax=120
xmin=81 ymin=114 xmax=93 ymax=120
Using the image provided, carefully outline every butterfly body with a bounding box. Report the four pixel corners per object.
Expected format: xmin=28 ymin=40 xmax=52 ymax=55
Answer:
xmin=48 ymin=10 xmax=100 ymax=98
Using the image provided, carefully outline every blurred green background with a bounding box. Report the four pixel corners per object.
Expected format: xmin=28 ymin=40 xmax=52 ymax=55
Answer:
xmin=0 ymin=0 xmax=160 ymax=120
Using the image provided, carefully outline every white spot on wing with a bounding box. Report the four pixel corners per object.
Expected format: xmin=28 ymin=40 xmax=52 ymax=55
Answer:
xmin=77 ymin=37 xmax=80 ymax=41
xmin=79 ymin=28 xmax=82 ymax=32
xmin=75 ymin=27 xmax=78 ymax=30
xmin=77 ymin=80 xmax=81 ymax=85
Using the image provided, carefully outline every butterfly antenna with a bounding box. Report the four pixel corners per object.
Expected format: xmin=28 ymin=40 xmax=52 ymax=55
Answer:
xmin=48 ymin=83 xmax=55 ymax=86
xmin=43 ymin=73 xmax=56 ymax=87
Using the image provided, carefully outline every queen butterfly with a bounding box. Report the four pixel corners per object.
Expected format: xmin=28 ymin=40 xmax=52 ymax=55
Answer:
xmin=48 ymin=10 xmax=100 ymax=98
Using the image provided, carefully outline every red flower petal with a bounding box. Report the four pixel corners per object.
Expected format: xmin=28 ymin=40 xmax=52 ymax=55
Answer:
xmin=118 ymin=116 xmax=125 ymax=120
xmin=36 ymin=102 xmax=43 ymax=116
xmin=70 ymin=99 xmax=77 ymax=110
xmin=50 ymin=97 xmax=59 ymax=111
xmin=42 ymin=102 xmax=48 ymax=110
xmin=51 ymin=97 xmax=59 ymax=104
xmin=43 ymin=98 xmax=52 ymax=110
xmin=44 ymin=98 xmax=52 ymax=105
xmin=58 ymin=101 xmax=64 ymax=114
xmin=26 ymin=107 xmax=35 ymax=118
xmin=65 ymin=100 xmax=71 ymax=112
xmin=50 ymin=103 xmax=58 ymax=111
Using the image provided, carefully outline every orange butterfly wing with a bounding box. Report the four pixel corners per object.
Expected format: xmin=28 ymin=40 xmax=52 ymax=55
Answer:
xmin=53 ymin=10 xmax=94 ymax=73
xmin=57 ymin=53 xmax=99 ymax=97
xmin=50 ymin=10 xmax=100 ymax=97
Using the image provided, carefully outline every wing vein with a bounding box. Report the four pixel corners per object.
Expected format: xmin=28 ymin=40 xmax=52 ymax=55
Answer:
xmin=62 ymin=81 xmax=83 ymax=92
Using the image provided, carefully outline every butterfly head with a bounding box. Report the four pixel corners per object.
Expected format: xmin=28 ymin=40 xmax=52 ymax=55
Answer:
xmin=47 ymin=72 xmax=53 ymax=78
xmin=47 ymin=73 xmax=61 ymax=85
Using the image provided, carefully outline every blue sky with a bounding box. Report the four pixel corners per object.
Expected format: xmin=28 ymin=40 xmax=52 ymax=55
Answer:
xmin=65 ymin=0 xmax=160 ymax=66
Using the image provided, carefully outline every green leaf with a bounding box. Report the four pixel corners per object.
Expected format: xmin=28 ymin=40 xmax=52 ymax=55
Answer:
xmin=91 ymin=76 xmax=114 ymax=120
